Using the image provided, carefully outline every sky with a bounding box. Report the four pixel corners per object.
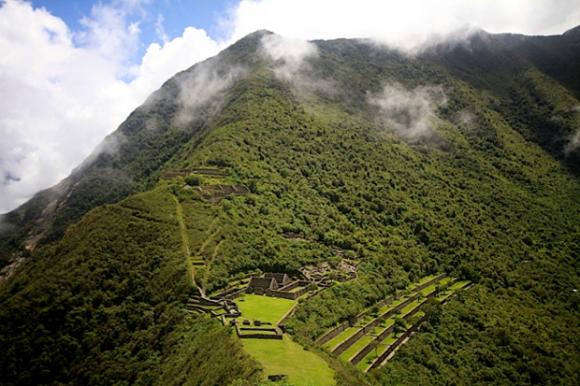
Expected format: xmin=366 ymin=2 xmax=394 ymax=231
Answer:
xmin=1 ymin=0 xmax=579 ymax=213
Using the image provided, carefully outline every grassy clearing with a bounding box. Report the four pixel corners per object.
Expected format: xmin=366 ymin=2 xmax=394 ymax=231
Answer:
xmin=236 ymin=295 xmax=335 ymax=385
xmin=242 ymin=336 xmax=335 ymax=386
xmin=236 ymin=294 xmax=296 ymax=324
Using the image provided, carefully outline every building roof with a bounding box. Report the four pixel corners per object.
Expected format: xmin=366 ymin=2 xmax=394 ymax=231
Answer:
xmin=248 ymin=277 xmax=277 ymax=290
xmin=264 ymin=272 xmax=290 ymax=285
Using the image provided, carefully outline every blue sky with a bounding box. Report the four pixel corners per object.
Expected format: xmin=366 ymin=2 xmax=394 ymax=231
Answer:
xmin=32 ymin=0 xmax=234 ymax=59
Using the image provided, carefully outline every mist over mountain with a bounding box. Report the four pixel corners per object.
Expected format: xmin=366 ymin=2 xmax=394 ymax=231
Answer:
xmin=0 ymin=27 xmax=579 ymax=386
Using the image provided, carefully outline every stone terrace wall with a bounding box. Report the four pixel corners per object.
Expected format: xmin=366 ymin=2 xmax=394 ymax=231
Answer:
xmin=316 ymin=273 xmax=446 ymax=346
xmin=235 ymin=324 xmax=283 ymax=340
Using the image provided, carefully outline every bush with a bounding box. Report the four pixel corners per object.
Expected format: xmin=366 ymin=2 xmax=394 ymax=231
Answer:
xmin=185 ymin=174 xmax=203 ymax=186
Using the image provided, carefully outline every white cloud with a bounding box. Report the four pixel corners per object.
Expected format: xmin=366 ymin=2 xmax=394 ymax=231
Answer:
xmin=129 ymin=26 xmax=221 ymax=101
xmin=225 ymin=0 xmax=580 ymax=50
xmin=0 ymin=0 xmax=136 ymax=212
xmin=0 ymin=0 xmax=220 ymax=213
xmin=154 ymin=13 xmax=168 ymax=43
xmin=259 ymin=33 xmax=335 ymax=96
xmin=369 ymin=83 xmax=446 ymax=140
xmin=2 ymin=0 xmax=580 ymax=213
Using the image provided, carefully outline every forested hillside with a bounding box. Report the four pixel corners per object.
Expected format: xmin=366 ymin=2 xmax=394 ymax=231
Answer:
xmin=0 ymin=29 xmax=578 ymax=385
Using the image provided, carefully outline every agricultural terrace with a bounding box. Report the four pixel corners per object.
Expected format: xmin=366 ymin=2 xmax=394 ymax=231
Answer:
xmin=236 ymin=294 xmax=296 ymax=324
xmin=235 ymin=294 xmax=335 ymax=385
xmin=242 ymin=337 xmax=335 ymax=386
xmin=317 ymin=274 xmax=471 ymax=373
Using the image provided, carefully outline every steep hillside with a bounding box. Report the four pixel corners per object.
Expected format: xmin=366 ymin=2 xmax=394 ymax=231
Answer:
xmin=0 ymin=32 xmax=266 ymax=266
xmin=0 ymin=29 xmax=579 ymax=385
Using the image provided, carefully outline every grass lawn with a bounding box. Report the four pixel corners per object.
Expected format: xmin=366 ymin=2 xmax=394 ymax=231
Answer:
xmin=236 ymin=294 xmax=296 ymax=324
xmin=242 ymin=335 xmax=335 ymax=385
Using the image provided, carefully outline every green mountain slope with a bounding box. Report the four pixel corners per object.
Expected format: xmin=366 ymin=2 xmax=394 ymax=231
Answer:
xmin=0 ymin=29 xmax=579 ymax=385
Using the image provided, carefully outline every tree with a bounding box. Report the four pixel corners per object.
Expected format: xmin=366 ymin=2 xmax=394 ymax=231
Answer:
xmin=394 ymin=317 xmax=407 ymax=335
xmin=185 ymin=174 xmax=203 ymax=186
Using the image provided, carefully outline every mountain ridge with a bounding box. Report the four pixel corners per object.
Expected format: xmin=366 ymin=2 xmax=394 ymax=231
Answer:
xmin=0 ymin=28 xmax=579 ymax=386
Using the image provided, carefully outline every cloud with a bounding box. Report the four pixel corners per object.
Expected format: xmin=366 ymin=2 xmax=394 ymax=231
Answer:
xmin=172 ymin=60 xmax=247 ymax=126
xmin=564 ymin=105 xmax=580 ymax=154
xmin=0 ymin=0 xmax=220 ymax=213
xmin=226 ymin=0 xmax=580 ymax=51
xmin=129 ymin=26 xmax=221 ymax=101
xmin=368 ymin=83 xmax=446 ymax=140
xmin=260 ymin=33 xmax=334 ymax=96
xmin=566 ymin=131 xmax=580 ymax=153
xmin=261 ymin=34 xmax=317 ymax=79
xmin=75 ymin=0 xmax=143 ymax=67
xmin=154 ymin=14 xmax=168 ymax=43
xmin=0 ymin=0 xmax=140 ymax=212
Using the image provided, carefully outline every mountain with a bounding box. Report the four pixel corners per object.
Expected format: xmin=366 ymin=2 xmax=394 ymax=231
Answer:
xmin=0 ymin=29 xmax=579 ymax=385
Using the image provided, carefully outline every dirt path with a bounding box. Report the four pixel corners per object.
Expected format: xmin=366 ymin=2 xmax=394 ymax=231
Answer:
xmin=202 ymin=239 xmax=223 ymax=294
xmin=195 ymin=219 xmax=220 ymax=258
xmin=173 ymin=195 xmax=196 ymax=287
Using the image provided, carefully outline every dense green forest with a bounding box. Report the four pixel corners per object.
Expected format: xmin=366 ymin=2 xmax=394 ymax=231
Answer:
xmin=0 ymin=29 xmax=579 ymax=385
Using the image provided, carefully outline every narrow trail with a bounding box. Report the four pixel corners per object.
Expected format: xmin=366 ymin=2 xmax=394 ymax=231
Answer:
xmin=173 ymin=195 xmax=196 ymax=287
xmin=195 ymin=220 xmax=220 ymax=258
xmin=202 ymin=239 xmax=223 ymax=294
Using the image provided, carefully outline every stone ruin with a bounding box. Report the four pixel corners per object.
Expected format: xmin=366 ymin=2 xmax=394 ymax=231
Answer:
xmin=246 ymin=272 xmax=311 ymax=300
xmin=299 ymin=259 xmax=358 ymax=286
xmin=186 ymin=294 xmax=241 ymax=318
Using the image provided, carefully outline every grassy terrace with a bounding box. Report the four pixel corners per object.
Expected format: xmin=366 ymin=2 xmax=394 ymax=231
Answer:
xmin=242 ymin=337 xmax=335 ymax=386
xmin=236 ymin=294 xmax=296 ymax=324
xmin=359 ymin=309 xmax=427 ymax=372
xmin=340 ymin=319 xmax=396 ymax=361
xmin=345 ymin=294 xmax=438 ymax=363
xmin=357 ymin=281 xmax=472 ymax=372
xmin=319 ymin=275 xmax=470 ymax=373
xmin=436 ymin=281 xmax=470 ymax=302
xmin=323 ymin=314 xmax=375 ymax=350
xmin=417 ymin=277 xmax=453 ymax=297
xmin=323 ymin=275 xmax=444 ymax=352
xmin=357 ymin=335 xmax=399 ymax=371
xmin=235 ymin=294 xmax=335 ymax=385
xmin=324 ymin=274 xmax=446 ymax=353
xmin=319 ymin=275 xmax=441 ymax=348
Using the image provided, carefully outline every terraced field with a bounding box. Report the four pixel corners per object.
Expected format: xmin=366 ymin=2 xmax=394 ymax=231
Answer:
xmin=322 ymin=275 xmax=447 ymax=353
xmin=235 ymin=294 xmax=335 ymax=385
xmin=316 ymin=274 xmax=471 ymax=373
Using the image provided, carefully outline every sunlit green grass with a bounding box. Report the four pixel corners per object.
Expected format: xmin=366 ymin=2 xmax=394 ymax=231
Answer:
xmin=322 ymin=274 xmax=445 ymax=350
xmin=322 ymin=314 xmax=374 ymax=350
xmin=242 ymin=335 xmax=335 ymax=386
xmin=356 ymin=335 xmax=398 ymax=372
xmin=236 ymin=294 xmax=296 ymax=324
